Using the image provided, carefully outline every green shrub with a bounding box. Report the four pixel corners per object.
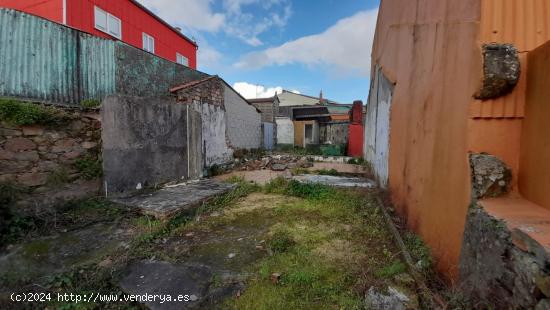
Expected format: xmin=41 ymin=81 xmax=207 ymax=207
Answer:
xmin=0 ymin=99 xmax=69 ymax=127
xmin=263 ymin=177 xmax=289 ymax=194
xmin=285 ymin=180 xmax=334 ymax=200
xmin=375 ymin=260 xmax=407 ymax=278
xmin=316 ymin=168 xmax=340 ymax=176
xmin=268 ymin=230 xmax=295 ymax=253
xmin=80 ymin=99 xmax=101 ymax=108
xmin=74 ymin=155 xmax=102 ymax=180
xmin=207 ymin=164 xmax=224 ymax=177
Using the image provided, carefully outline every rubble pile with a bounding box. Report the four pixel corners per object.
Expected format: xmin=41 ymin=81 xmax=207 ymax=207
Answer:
xmin=237 ymin=155 xmax=314 ymax=172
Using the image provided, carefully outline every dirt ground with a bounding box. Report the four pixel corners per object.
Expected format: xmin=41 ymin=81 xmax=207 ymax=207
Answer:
xmin=0 ymin=170 xmax=429 ymax=309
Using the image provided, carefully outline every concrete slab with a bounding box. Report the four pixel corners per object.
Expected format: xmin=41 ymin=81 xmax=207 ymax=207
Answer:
xmin=112 ymin=180 xmax=236 ymax=219
xmin=292 ymin=174 xmax=376 ymax=188
xmin=119 ymin=261 xmax=212 ymax=310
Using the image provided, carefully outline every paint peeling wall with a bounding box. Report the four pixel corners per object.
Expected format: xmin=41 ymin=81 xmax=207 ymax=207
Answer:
xmin=101 ymin=95 xmax=189 ymax=194
xmin=223 ymin=85 xmax=262 ymax=149
xmin=276 ymin=117 xmax=294 ymax=145
xmin=192 ymin=102 xmax=233 ymax=167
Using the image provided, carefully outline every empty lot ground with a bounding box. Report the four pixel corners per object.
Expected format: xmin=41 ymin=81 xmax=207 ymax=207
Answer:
xmin=0 ymin=176 xmax=429 ymax=309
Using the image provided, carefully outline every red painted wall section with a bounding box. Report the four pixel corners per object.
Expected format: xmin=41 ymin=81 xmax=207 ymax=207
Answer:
xmin=0 ymin=0 xmax=63 ymax=23
xmin=350 ymin=101 xmax=363 ymax=124
xmin=66 ymin=0 xmax=197 ymax=68
xmin=347 ymin=124 xmax=364 ymax=157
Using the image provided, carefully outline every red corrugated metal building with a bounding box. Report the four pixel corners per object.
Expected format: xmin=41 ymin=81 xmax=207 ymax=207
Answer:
xmin=0 ymin=0 xmax=197 ymax=68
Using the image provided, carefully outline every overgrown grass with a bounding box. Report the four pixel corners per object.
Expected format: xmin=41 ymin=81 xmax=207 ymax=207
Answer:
xmin=403 ymin=231 xmax=433 ymax=272
xmin=196 ymin=176 xmax=260 ymax=216
xmin=80 ymin=99 xmax=101 ymax=108
xmin=316 ymin=168 xmax=340 ymax=176
xmin=227 ymin=178 xmax=407 ymax=309
xmin=0 ymin=99 xmax=70 ymax=127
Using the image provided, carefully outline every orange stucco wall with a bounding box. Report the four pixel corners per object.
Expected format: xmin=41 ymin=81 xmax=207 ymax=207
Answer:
xmin=519 ymin=41 xmax=550 ymax=210
xmin=374 ymin=0 xmax=550 ymax=281
xmin=373 ymin=0 xmax=481 ymax=280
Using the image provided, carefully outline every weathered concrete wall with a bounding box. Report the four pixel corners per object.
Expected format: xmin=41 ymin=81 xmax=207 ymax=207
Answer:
xmin=192 ymin=102 xmax=233 ymax=167
xmin=101 ymin=95 xmax=190 ymax=194
xmin=115 ymin=44 xmax=208 ymax=99
xmin=0 ymin=103 xmax=101 ymax=188
xmin=364 ymin=66 xmax=392 ymax=187
xmin=223 ymin=85 xmax=262 ymax=149
xmin=276 ymin=117 xmax=294 ymax=145
xmin=319 ymin=122 xmax=348 ymax=145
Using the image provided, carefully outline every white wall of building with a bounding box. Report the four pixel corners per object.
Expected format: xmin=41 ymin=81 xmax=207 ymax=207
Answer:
xmin=223 ymin=84 xmax=262 ymax=149
xmin=276 ymin=117 xmax=294 ymax=144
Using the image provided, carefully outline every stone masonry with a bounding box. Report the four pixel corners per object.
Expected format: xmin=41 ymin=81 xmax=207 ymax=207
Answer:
xmin=0 ymin=108 xmax=101 ymax=189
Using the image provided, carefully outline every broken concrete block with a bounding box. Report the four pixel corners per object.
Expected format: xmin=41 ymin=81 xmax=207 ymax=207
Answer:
xmin=364 ymin=286 xmax=409 ymax=310
xmin=475 ymin=44 xmax=520 ymax=100
xmin=271 ymin=163 xmax=287 ymax=171
xmin=470 ymin=153 xmax=512 ymax=200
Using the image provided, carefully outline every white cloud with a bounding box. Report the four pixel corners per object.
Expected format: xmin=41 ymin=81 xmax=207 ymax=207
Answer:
xmin=233 ymin=82 xmax=285 ymax=99
xmin=137 ymin=0 xmax=225 ymax=32
xmin=235 ymin=9 xmax=378 ymax=77
xmin=138 ymin=0 xmax=291 ymax=47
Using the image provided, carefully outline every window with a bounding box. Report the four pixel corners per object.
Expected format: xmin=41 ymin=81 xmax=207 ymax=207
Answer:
xmin=142 ymin=33 xmax=155 ymax=53
xmin=176 ymin=53 xmax=189 ymax=66
xmin=94 ymin=6 xmax=121 ymax=39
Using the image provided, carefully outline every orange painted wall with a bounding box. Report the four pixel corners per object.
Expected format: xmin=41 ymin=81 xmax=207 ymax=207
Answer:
xmin=519 ymin=41 xmax=550 ymax=210
xmin=467 ymin=0 xmax=550 ymax=191
xmin=373 ymin=0 xmax=481 ymax=280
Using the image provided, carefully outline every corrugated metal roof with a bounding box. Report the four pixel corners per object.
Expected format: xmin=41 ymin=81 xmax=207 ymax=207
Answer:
xmin=481 ymin=0 xmax=550 ymax=53
xmin=0 ymin=9 xmax=115 ymax=105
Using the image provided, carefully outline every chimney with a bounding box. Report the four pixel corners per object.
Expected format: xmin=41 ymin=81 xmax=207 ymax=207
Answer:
xmin=319 ymin=90 xmax=324 ymax=104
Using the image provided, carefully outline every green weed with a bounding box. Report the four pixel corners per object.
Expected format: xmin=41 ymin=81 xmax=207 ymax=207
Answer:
xmin=80 ymin=99 xmax=101 ymax=108
xmin=0 ymin=99 xmax=69 ymax=127
xmin=375 ymin=260 xmax=407 ymax=278
xmin=268 ymin=230 xmax=295 ymax=253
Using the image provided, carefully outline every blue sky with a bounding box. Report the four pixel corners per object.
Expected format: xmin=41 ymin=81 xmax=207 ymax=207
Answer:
xmin=139 ymin=0 xmax=380 ymax=103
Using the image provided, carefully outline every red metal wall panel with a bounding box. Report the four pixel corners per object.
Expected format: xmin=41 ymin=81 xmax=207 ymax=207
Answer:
xmin=347 ymin=124 xmax=364 ymax=157
xmin=66 ymin=0 xmax=196 ymax=68
xmin=0 ymin=0 xmax=63 ymax=23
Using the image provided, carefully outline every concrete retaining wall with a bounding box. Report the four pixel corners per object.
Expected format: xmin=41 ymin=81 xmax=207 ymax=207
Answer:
xmin=101 ymin=95 xmax=191 ymax=194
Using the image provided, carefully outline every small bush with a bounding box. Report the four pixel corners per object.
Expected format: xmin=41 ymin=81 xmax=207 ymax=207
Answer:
xmin=0 ymin=99 xmax=69 ymax=127
xmin=375 ymin=260 xmax=407 ymax=278
xmin=404 ymin=232 xmax=433 ymax=270
xmin=285 ymin=180 xmax=334 ymax=200
xmin=316 ymin=168 xmax=340 ymax=176
xmin=74 ymin=155 xmax=102 ymax=180
xmin=80 ymin=99 xmax=101 ymax=108
xmin=268 ymin=230 xmax=295 ymax=253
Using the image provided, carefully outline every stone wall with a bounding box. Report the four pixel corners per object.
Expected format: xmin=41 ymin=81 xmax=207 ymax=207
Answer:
xmin=459 ymin=205 xmax=550 ymax=309
xmin=0 ymin=106 xmax=101 ymax=190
